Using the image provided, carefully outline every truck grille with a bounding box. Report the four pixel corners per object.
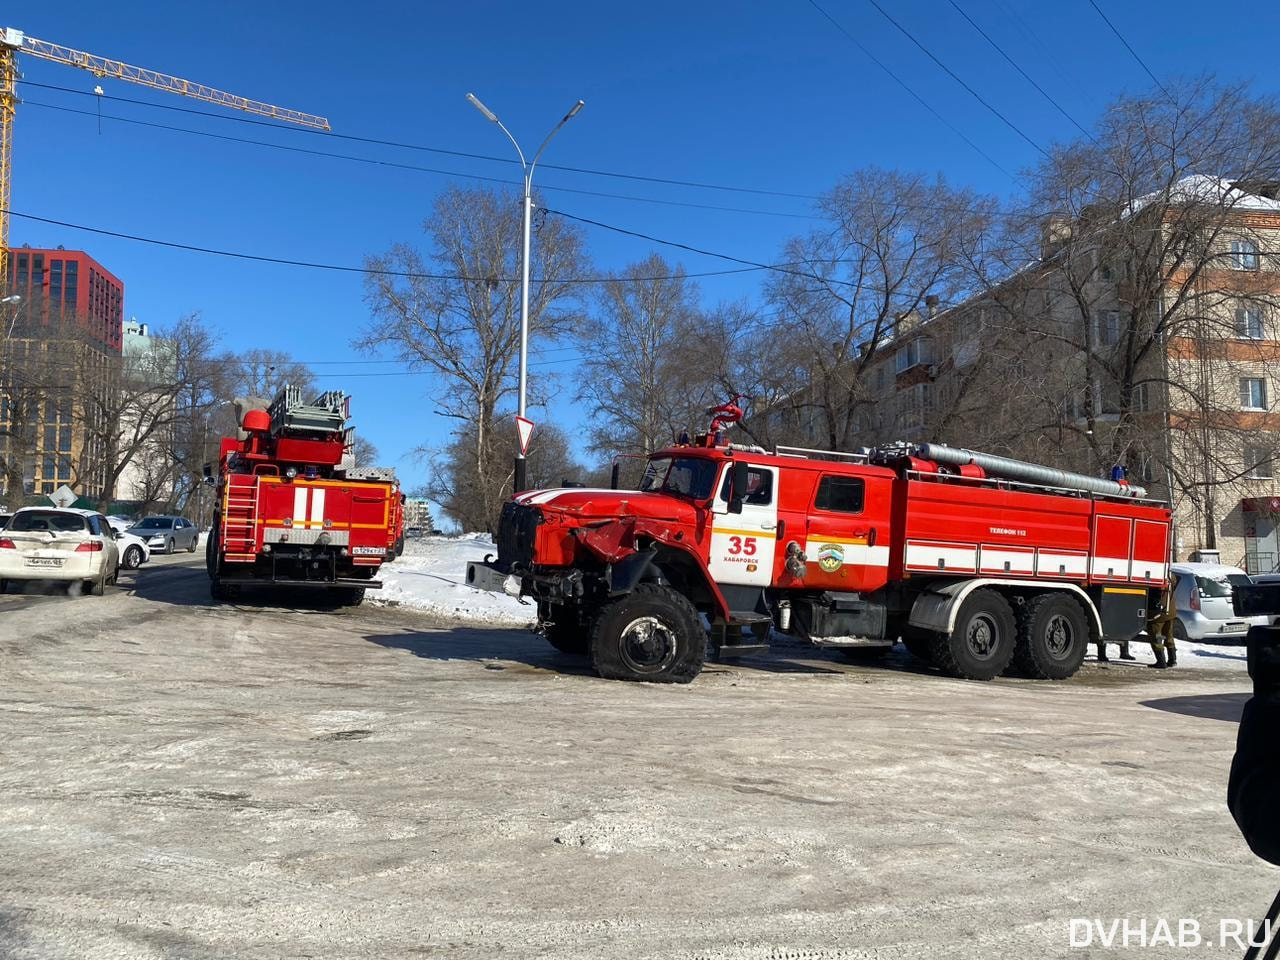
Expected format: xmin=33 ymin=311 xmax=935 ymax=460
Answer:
xmin=497 ymin=501 xmax=540 ymax=570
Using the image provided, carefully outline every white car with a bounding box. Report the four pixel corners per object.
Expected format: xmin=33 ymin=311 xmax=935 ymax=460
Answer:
xmin=99 ymin=514 xmax=150 ymax=570
xmin=0 ymin=506 xmax=121 ymax=595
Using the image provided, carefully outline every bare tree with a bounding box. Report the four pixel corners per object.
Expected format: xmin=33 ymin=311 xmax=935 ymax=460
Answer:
xmin=360 ymin=185 xmax=589 ymax=531
xmin=350 ymin=435 xmax=380 ymax=468
xmin=225 ymin=348 xmax=316 ymax=401
xmin=749 ymin=168 xmax=997 ymax=451
xmin=1007 ymin=78 xmax=1280 ymax=550
xmin=73 ymin=313 xmax=221 ymax=512
xmin=576 ymin=254 xmax=718 ymax=459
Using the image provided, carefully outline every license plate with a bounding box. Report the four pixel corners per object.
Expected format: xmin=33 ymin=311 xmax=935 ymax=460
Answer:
xmin=1223 ymin=622 xmax=1246 ymax=632
xmin=351 ymin=547 xmax=384 ymax=555
xmin=25 ymin=557 xmax=64 ymax=568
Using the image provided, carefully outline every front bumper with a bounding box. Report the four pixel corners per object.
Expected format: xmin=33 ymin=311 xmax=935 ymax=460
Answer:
xmin=465 ymin=560 xmax=586 ymax=600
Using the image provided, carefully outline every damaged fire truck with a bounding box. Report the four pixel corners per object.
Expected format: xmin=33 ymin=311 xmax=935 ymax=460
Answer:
xmin=206 ymin=387 xmax=398 ymax=605
xmin=466 ymin=401 xmax=1173 ymax=684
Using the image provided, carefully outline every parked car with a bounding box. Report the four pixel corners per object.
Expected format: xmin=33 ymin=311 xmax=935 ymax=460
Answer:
xmin=126 ymin=515 xmax=199 ymax=554
xmin=114 ymin=529 xmax=151 ymax=570
xmin=1171 ymin=562 xmax=1269 ymax=642
xmin=69 ymin=509 xmax=149 ymax=570
xmin=0 ymin=506 xmax=121 ymax=595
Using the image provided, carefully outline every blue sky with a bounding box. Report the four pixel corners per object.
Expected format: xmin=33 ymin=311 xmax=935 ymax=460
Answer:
xmin=7 ymin=1 xmax=1278 ymax=501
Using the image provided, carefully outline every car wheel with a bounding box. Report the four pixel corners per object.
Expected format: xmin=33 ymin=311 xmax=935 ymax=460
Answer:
xmin=88 ymin=575 xmax=105 ymax=597
xmin=168 ymin=538 xmax=176 ymax=554
xmin=1172 ymin=619 xmax=1189 ymax=643
xmin=187 ymin=534 xmax=197 ymax=553
xmin=123 ymin=545 xmax=143 ymax=570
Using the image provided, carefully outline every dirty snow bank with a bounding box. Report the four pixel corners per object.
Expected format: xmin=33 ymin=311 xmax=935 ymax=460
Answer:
xmin=371 ymin=534 xmax=534 ymax=626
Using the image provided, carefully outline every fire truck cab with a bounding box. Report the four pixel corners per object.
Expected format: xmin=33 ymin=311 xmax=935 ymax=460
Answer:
xmin=466 ymin=404 xmax=1173 ymax=684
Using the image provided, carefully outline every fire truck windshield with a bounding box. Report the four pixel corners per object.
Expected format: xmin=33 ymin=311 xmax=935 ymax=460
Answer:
xmin=639 ymin=457 xmax=720 ymax=500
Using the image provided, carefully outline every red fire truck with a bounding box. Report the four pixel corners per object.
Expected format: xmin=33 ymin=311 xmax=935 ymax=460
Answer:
xmin=206 ymin=387 xmax=397 ymax=605
xmin=466 ymin=402 xmax=1173 ymax=684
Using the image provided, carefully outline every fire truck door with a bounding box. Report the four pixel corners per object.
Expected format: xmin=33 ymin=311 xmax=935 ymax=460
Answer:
xmin=803 ymin=473 xmax=893 ymax=591
xmin=708 ymin=462 xmax=778 ymax=588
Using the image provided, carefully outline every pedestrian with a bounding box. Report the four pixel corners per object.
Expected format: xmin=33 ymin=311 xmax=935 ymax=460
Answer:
xmin=1147 ymin=574 xmax=1179 ymax=669
xmin=1229 ymin=621 xmax=1280 ymax=863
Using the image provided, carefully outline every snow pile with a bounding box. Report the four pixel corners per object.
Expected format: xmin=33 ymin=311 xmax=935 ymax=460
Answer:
xmin=371 ymin=534 xmax=534 ymax=626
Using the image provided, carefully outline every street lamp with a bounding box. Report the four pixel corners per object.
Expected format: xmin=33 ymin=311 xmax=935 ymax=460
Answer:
xmin=466 ymin=91 xmax=585 ymax=494
xmin=2 ymin=293 xmax=20 ymax=339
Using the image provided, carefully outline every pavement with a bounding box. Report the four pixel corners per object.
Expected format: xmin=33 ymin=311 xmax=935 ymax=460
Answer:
xmin=0 ymin=553 xmax=1276 ymax=959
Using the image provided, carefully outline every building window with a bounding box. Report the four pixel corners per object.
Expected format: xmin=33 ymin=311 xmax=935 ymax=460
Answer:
xmin=1133 ymin=382 xmax=1151 ymax=413
xmin=1241 ymin=377 xmax=1268 ymax=410
xmin=1232 ymin=240 xmax=1260 ymax=271
xmin=895 ymin=338 xmax=932 ymax=374
xmin=1237 ymin=305 xmax=1266 ymax=339
xmin=1245 ymin=444 xmax=1274 ymax=479
xmin=1092 ymin=311 xmax=1122 ymax=346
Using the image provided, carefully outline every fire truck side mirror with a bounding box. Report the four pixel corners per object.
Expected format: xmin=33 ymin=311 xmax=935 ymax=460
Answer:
xmin=202 ymin=463 xmax=213 ymax=484
xmin=729 ymin=460 xmax=748 ymax=514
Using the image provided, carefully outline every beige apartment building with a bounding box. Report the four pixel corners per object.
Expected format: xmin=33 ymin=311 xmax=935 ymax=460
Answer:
xmin=760 ymin=177 xmax=1280 ymax=573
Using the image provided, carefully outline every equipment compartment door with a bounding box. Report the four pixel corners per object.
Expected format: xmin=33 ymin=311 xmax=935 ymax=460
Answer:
xmin=708 ymin=463 xmax=778 ymax=588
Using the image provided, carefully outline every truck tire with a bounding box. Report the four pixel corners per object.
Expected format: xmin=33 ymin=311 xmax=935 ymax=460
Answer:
xmin=902 ymin=628 xmax=936 ymax=664
xmin=340 ymin=587 xmax=366 ymax=607
xmin=210 ymin=577 xmax=237 ymax=601
xmin=1013 ymin=593 xmax=1089 ymax=680
xmin=930 ymin=589 xmax=1017 ymax=681
xmin=545 ymin=619 xmax=591 ymax=656
xmin=590 ymin=583 xmax=705 ymax=683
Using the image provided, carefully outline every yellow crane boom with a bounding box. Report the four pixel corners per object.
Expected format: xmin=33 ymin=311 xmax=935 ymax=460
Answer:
xmin=0 ymin=27 xmax=329 ymax=290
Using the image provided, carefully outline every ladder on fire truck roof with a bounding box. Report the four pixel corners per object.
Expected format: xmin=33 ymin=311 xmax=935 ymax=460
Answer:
xmin=267 ymin=385 xmax=349 ymax=438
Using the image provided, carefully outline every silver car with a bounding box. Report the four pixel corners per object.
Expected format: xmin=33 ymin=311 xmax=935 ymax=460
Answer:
xmin=1171 ymin=562 xmax=1269 ymax=642
xmin=126 ymin=515 xmax=199 ymax=554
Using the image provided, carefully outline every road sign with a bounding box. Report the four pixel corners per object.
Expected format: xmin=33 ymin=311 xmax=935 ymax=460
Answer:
xmin=49 ymin=484 xmax=77 ymax=509
xmin=515 ymin=416 xmax=536 ymax=456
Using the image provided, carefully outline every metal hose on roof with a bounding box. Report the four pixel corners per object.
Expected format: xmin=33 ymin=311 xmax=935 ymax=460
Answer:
xmin=917 ymin=443 xmax=1148 ymax=498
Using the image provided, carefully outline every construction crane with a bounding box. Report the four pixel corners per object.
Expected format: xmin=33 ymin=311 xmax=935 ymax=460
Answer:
xmin=0 ymin=27 xmax=329 ymax=289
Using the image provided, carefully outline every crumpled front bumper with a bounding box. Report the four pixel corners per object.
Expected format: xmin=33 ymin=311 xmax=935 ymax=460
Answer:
xmin=465 ymin=560 xmax=586 ymax=600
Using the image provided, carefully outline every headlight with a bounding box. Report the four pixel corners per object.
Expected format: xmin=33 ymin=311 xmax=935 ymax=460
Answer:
xmin=285 ymin=467 xmax=298 ymax=479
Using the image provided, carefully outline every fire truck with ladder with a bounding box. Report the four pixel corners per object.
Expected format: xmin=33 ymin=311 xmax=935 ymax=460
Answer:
xmin=465 ymin=400 xmax=1173 ymax=683
xmin=206 ymin=386 xmax=398 ymax=605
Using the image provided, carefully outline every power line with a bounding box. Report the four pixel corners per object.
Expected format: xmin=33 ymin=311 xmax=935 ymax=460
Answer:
xmin=944 ymin=0 xmax=1095 ymax=141
xmin=1085 ymin=0 xmax=1174 ymax=103
xmin=22 ymin=99 xmax=817 ymax=222
xmin=862 ymin=0 xmax=1048 ymax=157
xmin=4 ymin=209 xmax=773 ymax=284
xmin=549 ymin=208 xmax=865 ymax=287
xmin=15 ymin=78 xmax=821 ymax=203
xmin=803 ymin=0 xmax=1014 ymax=179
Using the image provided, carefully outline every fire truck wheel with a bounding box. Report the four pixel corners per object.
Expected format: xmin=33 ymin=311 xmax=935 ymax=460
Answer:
xmin=902 ymin=628 xmax=936 ymax=663
xmin=545 ymin=620 xmax=591 ymax=656
xmin=340 ymin=587 xmax=366 ymax=607
xmin=931 ymin=589 xmax=1017 ymax=681
xmin=1012 ymin=593 xmax=1089 ymax=680
xmin=210 ymin=577 xmax=238 ymax=601
xmin=590 ymin=583 xmax=705 ymax=683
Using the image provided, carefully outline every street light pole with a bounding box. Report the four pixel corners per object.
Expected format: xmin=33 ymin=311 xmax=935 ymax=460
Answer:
xmin=466 ymin=92 xmax=584 ymax=494
xmin=2 ymin=292 xmax=20 ymax=339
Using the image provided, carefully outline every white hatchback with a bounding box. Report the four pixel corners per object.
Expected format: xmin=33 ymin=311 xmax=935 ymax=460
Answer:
xmin=0 ymin=507 xmax=121 ymax=596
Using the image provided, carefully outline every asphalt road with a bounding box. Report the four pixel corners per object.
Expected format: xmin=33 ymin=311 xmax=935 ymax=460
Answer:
xmin=1 ymin=555 xmax=1276 ymax=959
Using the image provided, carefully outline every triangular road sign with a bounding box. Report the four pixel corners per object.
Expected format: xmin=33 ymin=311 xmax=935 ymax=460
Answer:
xmin=49 ymin=484 xmax=77 ymax=509
xmin=515 ymin=416 xmax=536 ymax=456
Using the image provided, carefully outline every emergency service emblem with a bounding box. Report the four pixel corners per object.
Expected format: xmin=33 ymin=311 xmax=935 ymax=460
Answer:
xmin=816 ymin=543 xmax=844 ymax=572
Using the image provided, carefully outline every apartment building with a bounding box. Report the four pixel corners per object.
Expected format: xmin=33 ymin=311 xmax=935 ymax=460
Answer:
xmin=759 ymin=177 xmax=1280 ymax=572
